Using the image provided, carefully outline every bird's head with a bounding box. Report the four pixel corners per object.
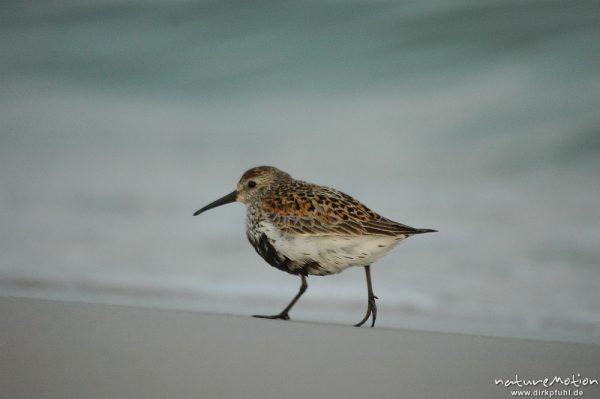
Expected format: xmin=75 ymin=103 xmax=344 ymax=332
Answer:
xmin=193 ymin=166 xmax=290 ymax=216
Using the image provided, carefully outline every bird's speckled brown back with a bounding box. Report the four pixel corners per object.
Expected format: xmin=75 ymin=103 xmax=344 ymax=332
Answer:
xmin=257 ymin=177 xmax=425 ymax=237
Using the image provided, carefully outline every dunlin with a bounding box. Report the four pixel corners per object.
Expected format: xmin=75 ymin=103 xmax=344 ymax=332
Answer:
xmin=194 ymin=166 xmax=436 ymax=327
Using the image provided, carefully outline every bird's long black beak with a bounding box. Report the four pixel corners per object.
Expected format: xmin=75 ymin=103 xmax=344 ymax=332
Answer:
xmin=193 ymin=190 xmax=237 ymax=216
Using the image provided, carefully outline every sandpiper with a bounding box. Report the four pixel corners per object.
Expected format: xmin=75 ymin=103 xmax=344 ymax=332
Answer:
xmin=193 ymin=166 xmax=436 ymax=327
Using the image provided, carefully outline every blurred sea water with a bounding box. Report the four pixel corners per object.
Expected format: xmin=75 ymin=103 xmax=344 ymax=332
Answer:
xmin=1 ymin=0 xmax=599 ymax=343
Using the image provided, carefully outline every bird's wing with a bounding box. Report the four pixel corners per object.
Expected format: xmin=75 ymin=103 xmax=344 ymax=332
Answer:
xmin=260 ymin=183 xmax=422 ymax=237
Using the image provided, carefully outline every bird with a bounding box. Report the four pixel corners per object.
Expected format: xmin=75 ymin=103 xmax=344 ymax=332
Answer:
xmin=193 ymin=166 xmax=436 ymax=327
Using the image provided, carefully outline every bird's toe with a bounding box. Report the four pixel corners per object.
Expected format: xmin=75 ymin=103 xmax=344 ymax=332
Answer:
xmin=253 ymin=313 xmax=290 ymax=320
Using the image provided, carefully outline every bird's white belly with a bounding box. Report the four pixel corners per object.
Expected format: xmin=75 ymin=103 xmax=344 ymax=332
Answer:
xmin=254 ymin=222 xmax=405 ymax=275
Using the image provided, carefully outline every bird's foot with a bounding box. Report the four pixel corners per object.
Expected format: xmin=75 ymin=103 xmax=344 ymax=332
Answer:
xmin=354 ymin=294 xmax=378 ymax=328
xmin=253 ymin=312 xmax=290 ymax=321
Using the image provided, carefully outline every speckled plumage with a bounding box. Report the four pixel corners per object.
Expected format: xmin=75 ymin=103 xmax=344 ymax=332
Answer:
xmin=241 ymin=167 xmax=433 ymax=276
xmin=194 ymin=166 xmax=436 ymax=326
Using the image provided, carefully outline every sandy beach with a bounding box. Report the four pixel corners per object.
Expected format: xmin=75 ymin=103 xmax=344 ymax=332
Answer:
xmin=1 ymin=296 xmax=598 ymax=399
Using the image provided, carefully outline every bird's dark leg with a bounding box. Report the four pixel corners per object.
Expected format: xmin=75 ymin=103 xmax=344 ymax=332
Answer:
xmin=254 ymin=275 xmax=307 ymax=321
xmin=354 ymin=265 xmax=378 ymax=327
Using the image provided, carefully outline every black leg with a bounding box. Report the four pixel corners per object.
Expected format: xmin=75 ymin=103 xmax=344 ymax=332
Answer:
xmin=354 ymin=265 xmax=378 ymax=327
xmin=254 ymin=275 xmax=307 ymax=321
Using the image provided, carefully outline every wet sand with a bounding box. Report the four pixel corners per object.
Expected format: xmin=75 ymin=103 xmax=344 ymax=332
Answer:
xmin=1 ymin=296 xmax=598 ymax=399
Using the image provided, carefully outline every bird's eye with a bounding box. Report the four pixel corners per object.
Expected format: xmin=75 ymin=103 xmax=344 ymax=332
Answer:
xmin=247 ymin=180 xmax=256 ymax=188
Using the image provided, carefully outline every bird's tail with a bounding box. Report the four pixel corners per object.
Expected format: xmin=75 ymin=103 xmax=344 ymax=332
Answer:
xmin=412 ymin=228 xmax=437 ymax=234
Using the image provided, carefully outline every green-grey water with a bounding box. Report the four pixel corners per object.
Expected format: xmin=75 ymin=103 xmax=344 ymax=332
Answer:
xmin=1 ymin=0 xmax=599 ymax=343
